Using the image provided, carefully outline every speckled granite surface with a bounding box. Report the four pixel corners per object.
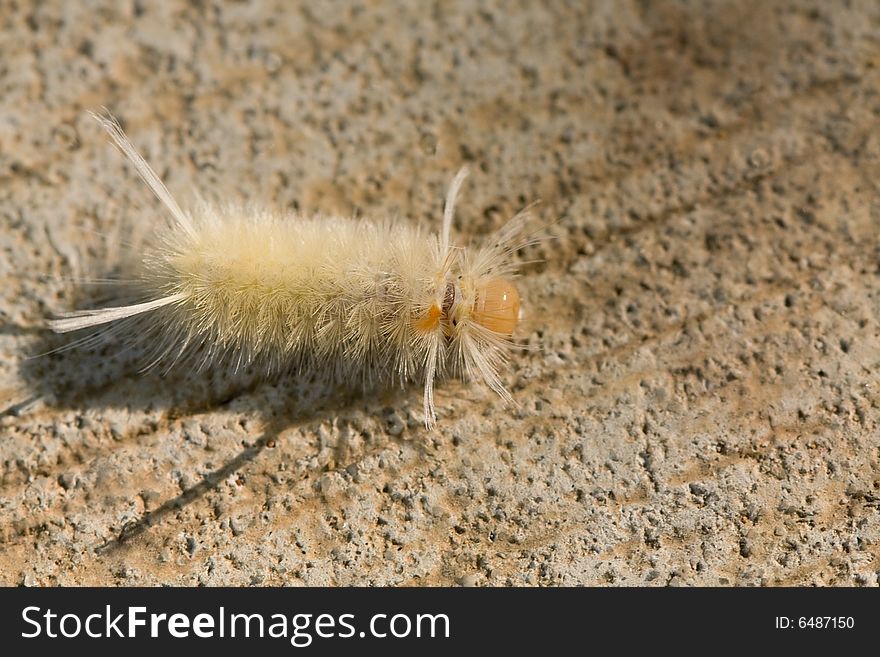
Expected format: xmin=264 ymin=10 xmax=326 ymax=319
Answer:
xmin=2 ymin=0 xmax=880 ymax=585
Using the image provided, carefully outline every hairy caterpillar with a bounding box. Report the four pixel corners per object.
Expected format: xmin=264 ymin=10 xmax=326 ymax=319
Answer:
xmin=49 ymin=112 xmax=532 ymax=428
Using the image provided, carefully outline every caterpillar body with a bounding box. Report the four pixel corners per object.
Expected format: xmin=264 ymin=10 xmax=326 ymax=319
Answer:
xmin=49 ymin=113 xmax=530 ymax=428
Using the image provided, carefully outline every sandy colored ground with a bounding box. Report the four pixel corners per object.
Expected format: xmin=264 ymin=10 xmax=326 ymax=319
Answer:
xmin=2 ymin=0 xmax=880 ymax=585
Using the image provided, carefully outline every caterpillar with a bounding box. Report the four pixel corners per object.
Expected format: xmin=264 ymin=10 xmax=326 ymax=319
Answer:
xmin=49 ymin=112 xmax=533 ymax=428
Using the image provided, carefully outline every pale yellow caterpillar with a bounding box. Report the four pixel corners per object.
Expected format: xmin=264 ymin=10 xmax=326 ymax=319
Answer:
xmin=49 ymin=112 xmax=532 ymax=428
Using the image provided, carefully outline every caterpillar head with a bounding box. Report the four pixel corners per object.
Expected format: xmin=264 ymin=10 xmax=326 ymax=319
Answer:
xmin=472 ymin=277 xmax=521 ymax=335
xmin=441 ymin=277 xmax=521 ymax=337
xmin=417 ymin=166 xmax=536 ymax=428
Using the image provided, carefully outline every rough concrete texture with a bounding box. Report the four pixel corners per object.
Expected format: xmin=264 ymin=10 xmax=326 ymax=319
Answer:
xmin=2 ymin=0 xmax=880 ymax=586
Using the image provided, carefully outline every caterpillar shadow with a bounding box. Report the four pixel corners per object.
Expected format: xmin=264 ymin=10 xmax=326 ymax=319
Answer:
xmin=11 ymin=323 xmax=426 ymax=551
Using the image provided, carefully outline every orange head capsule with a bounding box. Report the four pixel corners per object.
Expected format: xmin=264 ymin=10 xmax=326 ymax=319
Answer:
xmin=473 ymin=277 xmax=521 ymax=336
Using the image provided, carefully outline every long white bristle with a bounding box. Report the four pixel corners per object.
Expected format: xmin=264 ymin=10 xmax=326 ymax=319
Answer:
xmin=47 ymin=294 xmax=186 ymax=333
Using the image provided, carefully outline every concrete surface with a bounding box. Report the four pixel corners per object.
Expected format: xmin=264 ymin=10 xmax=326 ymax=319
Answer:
xmin=2 ymin=0 xmax=880 ymax=586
